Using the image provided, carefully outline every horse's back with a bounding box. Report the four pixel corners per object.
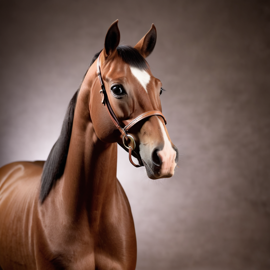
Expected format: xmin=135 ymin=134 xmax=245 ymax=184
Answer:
xmin=0 ymin=161 xmax=44 ymax=269
xmin=0 ymin=160 xmax=44 ymax=203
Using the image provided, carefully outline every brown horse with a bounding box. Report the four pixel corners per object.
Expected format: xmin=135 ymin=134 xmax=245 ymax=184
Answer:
xmin=0 ymin=20 xmax=178 ymax=270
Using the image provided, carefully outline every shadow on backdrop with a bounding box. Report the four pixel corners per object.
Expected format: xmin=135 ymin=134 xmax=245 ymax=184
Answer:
xmin=0 ymin=0 xmax=270 ymax=269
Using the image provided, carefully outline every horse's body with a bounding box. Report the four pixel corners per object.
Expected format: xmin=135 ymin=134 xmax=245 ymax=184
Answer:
xmin=0 ymin=21 xmax=177 ymax=269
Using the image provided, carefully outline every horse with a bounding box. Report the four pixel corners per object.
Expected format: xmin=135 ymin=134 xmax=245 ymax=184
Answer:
xmin=0 ymin=20 xmax=178 ymax=270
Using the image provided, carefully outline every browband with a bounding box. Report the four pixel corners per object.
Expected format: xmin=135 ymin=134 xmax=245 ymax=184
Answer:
xmin=97 ymin=55 xmax=167 ymax=167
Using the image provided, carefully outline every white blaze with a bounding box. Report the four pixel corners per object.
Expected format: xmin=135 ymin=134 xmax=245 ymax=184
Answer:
xmin=158 ymin=119 xmax=172 ymax=158
xmin=158 ymin=118 xmax=177 ymax=175
xmin=130 ymin=67 xmax=150 ymax=93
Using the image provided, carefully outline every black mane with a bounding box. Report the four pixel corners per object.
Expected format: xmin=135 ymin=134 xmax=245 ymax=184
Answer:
xmin=40 ymin=47 xmax=146 ymax=203
xmin=40 ymin=90 xmax=78 ymax=203
xmin=40 ymin=52 xmax=100 ymax=203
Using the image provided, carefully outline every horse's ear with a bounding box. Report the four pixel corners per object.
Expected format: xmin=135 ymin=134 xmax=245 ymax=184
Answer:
xmin=134 ymin=24 xmax=157 ymax=58
xmin=104 ymin=20 xmax=120 ymax=58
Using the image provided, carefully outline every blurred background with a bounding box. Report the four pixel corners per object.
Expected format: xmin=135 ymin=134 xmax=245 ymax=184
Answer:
xmin=1 ymin=0 xmax=270 ymax=269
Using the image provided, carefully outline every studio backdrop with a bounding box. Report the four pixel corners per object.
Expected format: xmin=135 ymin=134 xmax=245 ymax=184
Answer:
xmin=0 ymin=1 xmax=270 ymax=269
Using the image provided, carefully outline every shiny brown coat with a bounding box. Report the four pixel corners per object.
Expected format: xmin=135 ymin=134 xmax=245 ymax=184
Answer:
xmin=0 ymin=21 xmax=177 ymax=270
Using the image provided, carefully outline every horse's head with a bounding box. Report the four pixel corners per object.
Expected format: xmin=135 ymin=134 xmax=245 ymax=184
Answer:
xmin=88 ymin=20 xmax=178 ymax=179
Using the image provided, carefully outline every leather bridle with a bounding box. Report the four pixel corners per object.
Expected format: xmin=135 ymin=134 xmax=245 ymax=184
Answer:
xmin=97 ymin=55 xmax=167 ymax=167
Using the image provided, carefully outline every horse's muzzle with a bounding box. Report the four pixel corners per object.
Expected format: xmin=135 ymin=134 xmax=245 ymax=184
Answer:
xmin=141 ymin=144 xmax=178 ymax=179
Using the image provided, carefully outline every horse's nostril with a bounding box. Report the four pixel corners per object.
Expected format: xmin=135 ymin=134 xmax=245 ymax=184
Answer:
xmin=173 ymin=145 xmax=179 ymax=163
xmin=152 ymin=148 xmax=162 ymax=167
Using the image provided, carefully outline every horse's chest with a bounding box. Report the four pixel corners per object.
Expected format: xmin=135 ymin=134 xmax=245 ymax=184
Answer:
xmin=47 ymin=223 xmax=136 ymax=270
xmin=91 ymin=213 xmax=137 ymax=269
xmin=41 ymin=205 xmax=137 ymax=269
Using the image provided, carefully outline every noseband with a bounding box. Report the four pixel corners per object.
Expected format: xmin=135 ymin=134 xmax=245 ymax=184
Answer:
xmin=97 ymin=55 xmax=167 ymax=167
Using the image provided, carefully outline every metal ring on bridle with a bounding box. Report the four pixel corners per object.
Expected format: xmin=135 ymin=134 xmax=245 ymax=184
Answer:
xmin=122 ymin=134 xmax=136 ymax=151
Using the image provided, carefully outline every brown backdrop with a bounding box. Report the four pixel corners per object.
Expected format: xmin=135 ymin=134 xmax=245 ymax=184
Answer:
xmin=1 ymin=0 xmax=270 ymax=269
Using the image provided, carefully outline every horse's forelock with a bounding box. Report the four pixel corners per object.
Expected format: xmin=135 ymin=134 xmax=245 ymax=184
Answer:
xmin=116 ymin=45 xmax=148 ymax=70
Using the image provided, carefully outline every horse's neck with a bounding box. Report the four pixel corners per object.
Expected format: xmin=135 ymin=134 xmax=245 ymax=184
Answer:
xmin=59 ymin=74 xmax=118 ymax=225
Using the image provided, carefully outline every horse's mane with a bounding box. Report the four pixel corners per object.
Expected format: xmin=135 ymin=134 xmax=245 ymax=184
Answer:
xmin=40 ymin=46 xmax=147 ymax=203
xmin=40 ymin=90 xmax=79 ymax=203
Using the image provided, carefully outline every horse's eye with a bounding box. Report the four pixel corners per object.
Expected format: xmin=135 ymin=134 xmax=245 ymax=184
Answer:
xmin=111 ymin=85 xmax=126 ymax=98
xmin=160 ymin=87 xmax=165 ymax=96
